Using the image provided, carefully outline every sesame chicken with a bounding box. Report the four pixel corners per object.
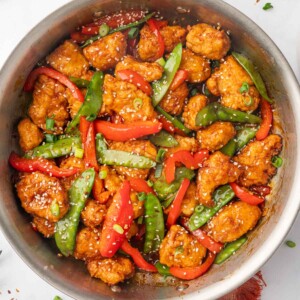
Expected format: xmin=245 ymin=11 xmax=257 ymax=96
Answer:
xmin=159 ymin=225 xmax=206 ymax=268
xmin=16 ymin=172 xmax=69 ymax=222
xmin=165 ymin=135 xmax=199 ymax=158
xmin=160 ymin=26 xmax=187 ymax=53
xmin=204 ymin=201 xmax=262 ymax=243
xmin=32 ymin=216 xmax=55 ymax=238
xmin=197 ymin=151 xmax=242 ymax=206
xmin=234 ymin=134 xmax=282 ymax=187
xmin=83 ymin=32 xmax=127 ymax=70
xmin=17 ymin=118 xmax=44 ymax=152
xmin=81 ymin=199 xmax=107 ymax=228
xmin=130 ymin=192 xmax=144 ymax=219
xmin=180 ymin=182 xmax=199 ymax=217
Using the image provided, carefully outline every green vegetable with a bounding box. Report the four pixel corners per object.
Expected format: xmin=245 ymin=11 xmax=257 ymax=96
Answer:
xmin=44 ymin=134 xmax=57 ymax=143
xmin=220 ymin=139 xmax=237 ymax=157
xmin=128 ymin=27 xmax=139 ymax=39
xmin=99 ymin=169 xmax=107 ymax=179
xmin=211 ymin=60 xmax=220 ymax=69
xmin=215 ymin=236 xmax=248 ymax=264
xmin=240 ymin=82 xmax=250 ymax=93
xmin=232 ymin=52 xmax=273 ymax=103
xmin=195 ymin=102 xmax=262 ymax=127
xmin=150 ymin=130 xmax=179 ymax=148
xmin=272 ymin=156 xmax=283 ymax=168
xmin=50 ymin=201 xmax=60 ymax=217
xmin=188 ymin=184 xmax=235 ymax=231
xmin=26 ymin=137 xmax=82 ymax=159
xmin=55 ymin=169 xmax=95 ymax=256
xmin=263 ymin=2 xmax=273 ymax=10
xmin=286 ymin=240 xmax=296 ymax=248
xmin=144 ymin=193 xmax=165 ymax=253
xmin=155 ymin=262 xmax=171 ymax=276
xmin=137 ymin=192 xmax=147 ymax=201
xmin=46 ymin=117 xmax=55 ymax=131
xmin=156 ymin=57 xmax=166 ymax=67
xmin=154 ymin=163 xmax=163 ymax=178
xmin=156 ymin=148 xmax=166 ymax=162
xmin=133 ymin=97 xmax=143 ymax=110
xmin=53 ymin=296 xmax=63 ymax=300
xmin=66 ymin=71 xmax=104 ymax=133
xmin=99 ymin=23 xmax=110 ymax=37
xmin=74 ymin=148 xmax=84 ymax=159
xmin=147 ymin=180 xmax=154 ymax=187
xmin=152 ymin=43 xmax=182 ymax=107
xmin=69 ymin=76 xmax=90 ymax=88
xmin=190 ymin=88 xmax=199 ymax=96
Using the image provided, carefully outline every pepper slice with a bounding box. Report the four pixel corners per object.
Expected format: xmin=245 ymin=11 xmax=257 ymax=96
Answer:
xmin=54 ymin=169 xmax=95 ymax=256
xmin=169 ymin=252 xmax=215 ymax=280
xmin=23 ymin=66 xmax=84 ymax=103
xmin=129 ymin=178 xmax=155 ymax=194
xmin=157 ymin=115 xmax=186 ymax=136
xmin=70 ymin=31 xmax=90 ymax=43
xmin=229 ymin=182 xmax=264 ymax=205
xmin=84 ymin=122 xmax=99 ymax=171
xmin=256 ymin=99 xmax=273 ymax=141
xmin=149 ymin=130 xmax=179 ymax=148
xmin=9 ymin=152 xmax=78 ymax=178
xmin=121 ymin=240 xmax=157 ymax=272
xmin=170 ymin=70 xmax=189 ymax=91
xmin=95 ymin=120 xmax=162 ymax=142
xmin=147 ymin=18 xmax=165 ymax=59
xmin=79 ymin=117 xmax=91 ymax=144
xmin=100 ymin=181 xmax=134 ymax=257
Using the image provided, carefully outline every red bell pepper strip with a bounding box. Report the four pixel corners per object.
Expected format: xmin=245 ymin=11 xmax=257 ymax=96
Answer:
xmin=79 ymin=116 xmax=90 ymax=144
xmin=70 ymin=31 xmax=90 ymax=43
xmin=170 ymin=252 xmax=216 ymax=280
xmin=157 ymin=115 xmax=186 ymax=136
xmin=92 ymin=175 xmax=104 ymax=203
xmin=94 ymin=120 xmax=162 ymax=142
xmin=135 ymin=224 xmax=146 ymax=241
xmin=230 ymin=182 xmax=264 ymax=205
xmin=256 ymin=99 xmax=273 ymax=141
xmin=147 ymin=19 xmax=165 ymax=59
xmin=170 ymin=70 xmax=189 ymax=91
xmin=155 ymin=20 xmax=168 ymax=29
xmin=127 ymin=37 xmax=138 ymax=57
xmin=9 ymin=152 xmax=78 ymax=178
xmin=250 ymin=185 xmax=271 ymax=197
xmin=166 ymin=178 xmax=190 ymax=228
xmin=129 ymin=178 xmax=155 ymax=194
xmin=116 ymin=70 xmax=152 ymax=96
xmin=180 ymin=217 xmax=223 ymax=253
xmin=83 ymin=122 xmax=99 ymax=171
xmin=193 ymin=150 xmax=210 ymax=168
xmin=81 ymin=26 xmax=99 ymax=35
xmin=100 ymin=181 xmax=134 ymax=257
xmin=23 ymin=66 xmax=85 ymax=103
xmin=121 ymin=240 xmax=157 ymax=272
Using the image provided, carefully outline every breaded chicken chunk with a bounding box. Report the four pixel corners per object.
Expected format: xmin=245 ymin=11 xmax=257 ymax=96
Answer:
xmin=181 ymin=182 xmax=199 ymax=217
xmin=87 ymin=257 xmax=135 ymax=285
xmin=182 ymin=94 xmax=208 ymax=130
xmin=18 ymin=118 xmax=44 ymax=152
xmin=165 ymin=135 xmax=199 ymax=158
xmin=81 ymin=199 xmax=107 ymax=228
xmin=115 ymin=55 xmax=163 ymax=82
xmin=160 ymin=25 xmax=187 ymax=52
xmin=28 ymin=75 xmax=70 ymax=134
xmin=32 ymin=216 xmax=55 ymax=238
xmin=159 ymin=83 xmax=189 ymax=115
xmin=109 ymin=140 xmax=157 ymax=179
xmin=16 ymin=172 xmax=68 ymax=222
xmin=206 ymin=56 xmax=261 ymax=112
xmin=197 ymin=151 xmax=241 ymax=206
xmin=234 ymin=134 xmax=282 ymax=187
xmin=102 ymin=74 xmax=156 ymax=122
xmin=83 ymin=32 xmax=127 ymax=70
xmin=197 ymin=122 xmax=236 ymax=151
xmin=130 ymin=192 xmax=144 ymax=219
xmin=159 ymin=225 xmax=206 ymax=268
xmin=186 ymin=23 xmax=230 ymax=60
xmin=180 ymin=49 xmax=211 ymax=83
xmin=47 ymin=40 xmax=89 ymax=78
xmin=205 ymin=201 xmax=262 ymax=243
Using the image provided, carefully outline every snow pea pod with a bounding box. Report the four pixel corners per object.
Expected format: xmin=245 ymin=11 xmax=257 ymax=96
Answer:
xmin=232 ymin=52 xmax=273 ymax=103
xmin=144 ymin=193 xmax=165 ymax=253
xmin=149 ymin=130 xmax=179 ymax=148
xmin=155 ymin=262 xmax=171 ymax=276
xmin=55 ymin=168 xmax=95 ymax=256
xmin=69 ymin=76 xmax=90 ymax=88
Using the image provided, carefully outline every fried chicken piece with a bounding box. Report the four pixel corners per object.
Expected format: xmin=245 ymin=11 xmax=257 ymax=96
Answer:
xmin=87 ymin=257 xmax=135 ymax=285
xmin=102 ymin=74 xmax=156 ymax=122
xmin=182 ymin=94 xmax=208 ymax=130
xmin=197 ymin=151 xmax=242 ymax=206
xmin=233 ymin=134 xmax=282 ymax=187
xmin=197 ymin=122 xmax=236 ymax=151
xmin=186 ymin=23 xmax=230 ymax=60
xmin=17 ymin=118 xmax=44 ymax=152
xmin=160 ymin=25 xmax=187 ymax=52
xmin=47 ymin=40 xmax=89 ymax=78
xmin=16 ymin=172 xmax=68 ymax=222
xmin=159 ymin=225 xmax=206 ymax=268
xmin=130 ymin=192 xmax=144 ymax=219
xmin=165 ymin=135 xmax=199 ymax=158
xmin=181 ymin=182 xmax=199 ymax=217
xmin=81 ymin=199 xmax=107 ymax=228
xmin=180 ymin=49 xmax=211 ymax=83
xmin=115 ymin=55 xmax=163 ymax=82
xmin=206 ymin=56 xmax=261 ymax=112
xmin=83 ymin=32 xmax=127 ymax=70
xmin=32 ymin=216 xmax=55 ymax=238
xmin=204 ymin=201 xmax=262 ymax=243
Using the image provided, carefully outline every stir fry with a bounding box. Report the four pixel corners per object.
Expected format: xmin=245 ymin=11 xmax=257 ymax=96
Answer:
xmin=9 ymin=10 xmax=283 ymax=285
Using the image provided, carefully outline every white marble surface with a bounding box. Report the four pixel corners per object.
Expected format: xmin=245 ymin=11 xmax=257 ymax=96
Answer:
xmin=0 ymin=0 xmax=299 ymax=299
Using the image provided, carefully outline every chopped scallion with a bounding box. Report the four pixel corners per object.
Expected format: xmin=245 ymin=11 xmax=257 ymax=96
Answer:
xmin=156 ymin=148 xmax=166 ymax=163
xmin=46 ymin=117 xmax=55 ymax=131
xmin=240 ymin=82 xmax=250 ymax=93
xmin=128 ymin=27 xmax=139 ymax=39
xmin=74 ymin=148 xmax=84 ymax=159
xmin=113 ymin=224 xmax=124 ymax=234
xmin=99 ymin=23 xmax=110 ymax=37
xmin=133 ymin=98 xmax=143 ymax=110
xmin=286 ymin=240 xmax=296 ymax=248
xmin=263 ymin=2 xmax=273 ymax=10
xmin=99 ymin=169 xmax=107 ymax=179
xmin=50 ymin=201 xmax=60 ymax=217
xmin=155 ymin=57 xmax=166 ymax=67
xmin=272 ymin=156 xmax=283 ymax=168
xmin=45 ymin=134 xmax=57 ymax=143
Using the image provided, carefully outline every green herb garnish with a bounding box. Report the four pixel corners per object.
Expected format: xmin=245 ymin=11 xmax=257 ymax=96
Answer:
xmin=263 ymin=3 xmax=273 ymax=10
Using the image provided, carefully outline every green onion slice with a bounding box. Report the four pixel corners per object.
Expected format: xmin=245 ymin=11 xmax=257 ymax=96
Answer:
xmin=99 ymin=24 xmax=110 ymax=37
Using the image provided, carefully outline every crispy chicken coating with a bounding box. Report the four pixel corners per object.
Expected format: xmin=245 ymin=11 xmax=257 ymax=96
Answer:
xmin=47 ymin=40 xmax=89 ymax=78
xmin=206 ymin=56 xmax=261 ymax=112
xmin=181 ymin=182 xmax=199 ymax=217
xmin=165 ymin=135 xmax=199 ymax=158
xmin=186 ymin=23 xmax=230 ymax=60
xmin=182 ymin=94 xmax=208 ymax=130
xmin=130 ymin=192 xmax=144 ymax=219
xmin=197 ymin=151 xmax=242 ymax=206
xmin=28 ymin=75 xmax=70 ymax=134
xmin=160 ymin=25 xmax=187 ymax=52
xmin=159 ymin=225 xmax=206 ymax=268
xmin=205 ymin=201 xmax=262 ymax=243
xmin=234 ymin=134 xmax=282 ymax=187
xmin=115 ymin=55 xmax=164 ymax=82
xmin=74 ymin=227 xmax=102 ymax=260
xmin=16 ymin=172 xmax=68 ymax=222
xmin=17 ymin=118 xmax=44 ymax=152
xmin=32 ymin=216 xmax=55 ymax=238
xmin=81 ymin=199 xmax=107 ymax=228
xmin=83 ymin=32 xmax=127 ymax=70
xmin=180 ymin=49 xmax=211 ymax=83
xmin=87 ymin=257 xmax=135 ymax=285
xmin=159 ymin=83 xmax=189 ymax=115
xmin=109 ymin=140 xmax=157 ymax=179
xmin=197 ymin=122 xmax=236 ymax=151
xmin=102 ymin=74 xmax=156 ymax=122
